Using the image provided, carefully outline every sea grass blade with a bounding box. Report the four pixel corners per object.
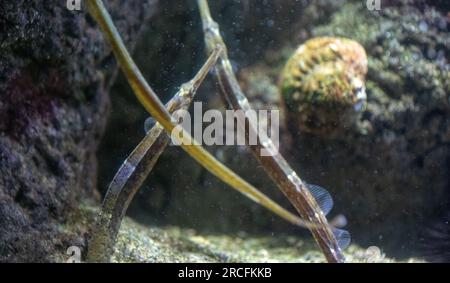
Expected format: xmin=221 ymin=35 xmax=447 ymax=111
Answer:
xmin=86 ymin=0 xmax=320 ymax=261
xmin=197 ymin=0 xmax=346 ymax=263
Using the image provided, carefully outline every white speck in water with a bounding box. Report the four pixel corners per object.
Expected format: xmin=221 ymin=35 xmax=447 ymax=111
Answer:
xmin=419 ymin=21 xmax=428 ymax=32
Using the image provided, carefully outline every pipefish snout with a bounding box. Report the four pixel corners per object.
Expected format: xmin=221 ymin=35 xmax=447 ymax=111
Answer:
xmin=279 ymin=37 xmax=368 ymax=137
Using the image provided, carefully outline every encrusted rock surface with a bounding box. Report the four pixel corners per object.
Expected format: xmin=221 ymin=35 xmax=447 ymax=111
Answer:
xmin=0 ymin=0 xmax=158 ymax=262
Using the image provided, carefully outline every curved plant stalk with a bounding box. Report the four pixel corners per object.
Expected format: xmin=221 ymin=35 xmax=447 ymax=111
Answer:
xmin=86 ymin=0 xmax=322 ymax=262
xmin=197 ymin=0 xmax=346 ymax=263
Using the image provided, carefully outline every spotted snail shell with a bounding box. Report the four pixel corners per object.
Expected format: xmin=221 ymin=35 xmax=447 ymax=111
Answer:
xmin=279 ymin=37 xmax=368 ymax=136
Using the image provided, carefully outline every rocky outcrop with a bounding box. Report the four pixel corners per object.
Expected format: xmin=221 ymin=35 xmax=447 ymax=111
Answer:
xmin=0 ymin=0 xmax=158 ymax=262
